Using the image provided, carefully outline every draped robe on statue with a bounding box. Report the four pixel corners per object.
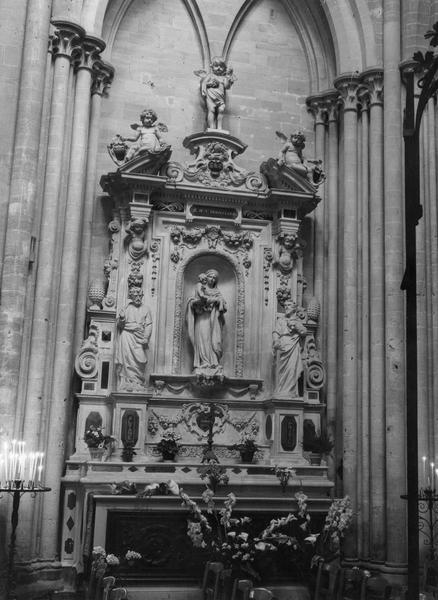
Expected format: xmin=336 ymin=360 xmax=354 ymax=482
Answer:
xmin=273 ymin=313 xmax=307 ymax=397
xmin=115 ymin=301 xmax=152 ymax=389
xmin=186 ymin=280 xmax=226 ymax=372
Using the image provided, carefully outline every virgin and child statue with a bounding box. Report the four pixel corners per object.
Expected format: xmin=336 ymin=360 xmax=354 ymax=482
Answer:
xmin=186 ymin=269 xmax=227 ymax=375
xmin=272 ymin=300 xmax=307 ymax=397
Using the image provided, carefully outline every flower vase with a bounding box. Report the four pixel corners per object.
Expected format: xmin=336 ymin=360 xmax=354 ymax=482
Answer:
xmin=161 ymin=450 xmax=177 ymax=462
xmin=88 ymin=447 xmax=105 ymax=461
xmin=240 ymin=451 xmax=255 ymax=464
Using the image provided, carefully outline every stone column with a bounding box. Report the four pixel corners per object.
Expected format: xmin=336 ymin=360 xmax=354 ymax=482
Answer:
xmin=306 ymin=94 xmax=326 ymax=322
xmin=357 ymin=84 xmax=370 ymax=560
xmin=362 ymin=68 xmax=386 ymax=562
xmin=0 ymin=0 xmax=52 ymax=441
xmin=425 ymin=100 xmax=438 ymax=457
xmin=38 ymin=35 xmax=106 ymax=559
xmin=73 ymin=61 xmax=114 ymax=353
xmin=323 ymin=91 xmax=340 ymax=486
xmin=23 ymin=21 xmax=84 ymax=448
xmin=334 ymin=73 xmax=361 ymax=559
xmin=383 ymin=0 xmax=407 ymax=566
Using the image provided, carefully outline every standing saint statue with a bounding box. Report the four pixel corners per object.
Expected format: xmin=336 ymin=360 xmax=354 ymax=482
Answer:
xmin=194 ymin=57 xmax=236 ymax=130
xmin=115 ymin=287 xmax=152 ymax=390
xmin=186 ymin=269 xmax=227 ymax=375
xmin=272 ymin=300 xmax=307 ymax=397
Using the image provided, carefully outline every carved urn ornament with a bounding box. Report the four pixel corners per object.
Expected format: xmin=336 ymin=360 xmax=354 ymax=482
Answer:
xmin=88 ymin=280 xmax=106 ymax=310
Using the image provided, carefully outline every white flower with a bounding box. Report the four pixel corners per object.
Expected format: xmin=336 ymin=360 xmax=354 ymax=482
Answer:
xmin=92 ymin=546 xmax=106 ymax=557
xmin=125 ymin=550 xmax=141 ymax=561
xmin=106 ymin=554 xmax=120 ymax=566
xmin=305 ymin=534 xmax=319 ymax=544
xmin=238 ymin=532 xmax=249 ymax=541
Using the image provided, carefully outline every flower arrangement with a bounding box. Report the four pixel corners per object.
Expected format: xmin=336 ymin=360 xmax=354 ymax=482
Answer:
xmin=180 ymin=489 xmax=258 ymax=579
xmin=89 ymin=546 xmax=143 ymax=579
xmin=180 ymin=485 xmax=353 ymax=580
xmin=231 ymin=433 xmax=259 ymax=455
xmin=273 ymin=464 xmax=296 ymax=492
xmin=308 ymin=495 xmax=353 ymax=566
xmin=197 ymin=460 xmax=229 ymax=492
xmin=84 ymin=425 xmax=114 ymax=449
xmin=156 ymin=430 xmax=181 ymax=458
xmin=125 ymin=550 xmax=142 ymax=564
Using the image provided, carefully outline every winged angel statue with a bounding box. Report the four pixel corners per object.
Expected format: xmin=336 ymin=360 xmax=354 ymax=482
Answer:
xmin=275 ymin=130 xmax=325 ymax=186
xmin=108 ymin=108 xmax=171 ymax=166
xmin=194 ymin=57 xmax=236 ymax=130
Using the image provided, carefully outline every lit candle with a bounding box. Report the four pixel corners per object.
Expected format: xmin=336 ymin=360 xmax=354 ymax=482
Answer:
xmin=3 ymin=442 xmax=8 ymax=484
xmin=423 ymin=456 xmax=427 ymax=487
xmin=431 ymin=462 xmax=435 ymax=491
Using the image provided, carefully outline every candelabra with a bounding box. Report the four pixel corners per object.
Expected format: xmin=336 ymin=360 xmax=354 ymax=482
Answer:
xmin=0 ymin=480 xmax=51 ymax=600
xmin=0 ymin=440 xmax=50 ymax=599
xmin=402 ymin=485 xmax=438 ymax=561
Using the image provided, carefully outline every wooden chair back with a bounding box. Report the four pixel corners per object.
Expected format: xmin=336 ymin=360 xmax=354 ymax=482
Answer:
xmin=251 ymin=587 xmax=273 ymax=600
xmin=337 ymin=568 xmax=366 ymax=600
xmin=364 ymin=575 xmax=391 ymax=600
xmin=102 ymin=576 xmax=116 ymax=600
xmin=202 ymin=561 xmax=224 ymax=600
xmin=231 ymin=579 xmax=253 ymax=600
xmin=111 ymin=589 xmax=128 ymax=600
xmin=314 ymin=561 xmax=340 ymax=600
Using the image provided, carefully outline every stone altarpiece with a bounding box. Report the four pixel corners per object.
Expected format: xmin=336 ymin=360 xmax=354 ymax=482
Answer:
xmin=61 ymin=107 xmax=332 ymax=582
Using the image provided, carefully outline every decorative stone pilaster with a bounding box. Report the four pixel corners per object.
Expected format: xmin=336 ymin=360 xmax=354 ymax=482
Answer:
xmin=334 ymin=72 xmax=361 ymax=559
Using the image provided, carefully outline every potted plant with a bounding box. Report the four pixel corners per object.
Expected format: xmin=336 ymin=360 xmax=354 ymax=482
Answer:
xmin=84 ymin=425 xmax=114 ymax=460
xmin=231 ymin=433 xmax=259 ymax=463
xmin=156 ymin=430 xmax=181 ymax=461
xmin=304 ymin=430 xmax=334 ymax=465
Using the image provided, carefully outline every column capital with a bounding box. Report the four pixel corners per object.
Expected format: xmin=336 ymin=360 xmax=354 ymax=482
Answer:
xmin=334 ymin=73 xmax=361 ymax=112
xmin=306 ymin=89 xmax=340 ymax=123
xmin=306 ymin=93 xmax=328 ymax=125
xmin=92 ymin=60 xmax=115 ymax=96
xmin=50 ymin=20 xmax=84 ymax=61
xmin=74 ymin=35 xmax=106 ymax=72
xmin=357 ymin=85 xmax=370 ymax=112
xmin=361 ymin=67 xmax=384 ymax=107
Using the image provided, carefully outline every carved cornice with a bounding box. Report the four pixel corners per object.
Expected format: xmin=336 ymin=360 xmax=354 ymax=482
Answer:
xmin=333 ymin=73 xmax=361 ymax=112
xmin=50 ymin=20 xmax=84 ymax=61
xmin=361 ymin=67 xmax=384 ymax=107
xmin=92 ymin=60 xmax=115 ymax=96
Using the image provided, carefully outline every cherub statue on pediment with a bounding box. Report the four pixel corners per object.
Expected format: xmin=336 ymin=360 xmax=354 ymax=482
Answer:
xmin=108 ymin=108 xmax=171 ymax=168
xmin=194 ymin=57 xmax=236 ymax=130
xmin=276 ymin=130 xmax=325 ymax=186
